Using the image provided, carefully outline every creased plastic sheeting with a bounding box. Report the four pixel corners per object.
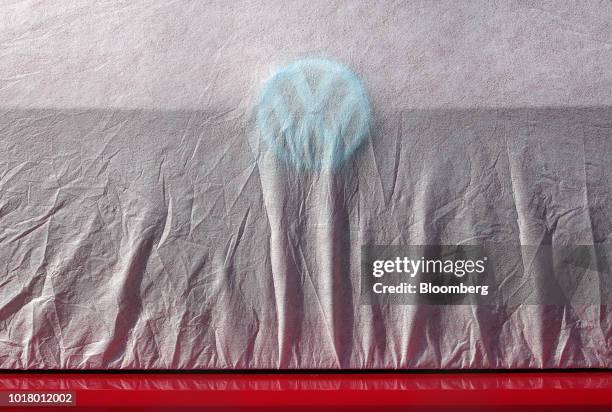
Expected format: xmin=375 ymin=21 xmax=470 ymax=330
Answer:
xmin=0 ymin=1 xmax=611 ymax=369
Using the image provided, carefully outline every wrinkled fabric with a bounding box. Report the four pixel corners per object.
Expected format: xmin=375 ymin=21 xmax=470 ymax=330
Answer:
xmin=0 ymin=1 xmax=610 ymax=369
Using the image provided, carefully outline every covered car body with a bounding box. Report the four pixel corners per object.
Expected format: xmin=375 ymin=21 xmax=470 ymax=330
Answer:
xmin=0 ymin=0 xmax=610 ymax=369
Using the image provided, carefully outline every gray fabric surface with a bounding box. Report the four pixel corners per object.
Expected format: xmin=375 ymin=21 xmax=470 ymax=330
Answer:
xmin=0 ymin=1 xmax=610 ymax=368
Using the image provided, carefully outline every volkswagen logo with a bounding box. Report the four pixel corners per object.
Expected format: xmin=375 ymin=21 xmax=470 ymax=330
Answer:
xmin=256 ymin=58 xmax=371 ymax=170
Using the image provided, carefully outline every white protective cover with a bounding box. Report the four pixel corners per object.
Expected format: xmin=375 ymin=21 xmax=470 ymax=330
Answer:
xmin=0 ymin=1 xmax=610 ymax=369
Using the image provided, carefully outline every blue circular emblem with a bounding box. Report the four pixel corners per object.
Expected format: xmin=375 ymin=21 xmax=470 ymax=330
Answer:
xmin=257 ymin=58 xmax=371 ymax=170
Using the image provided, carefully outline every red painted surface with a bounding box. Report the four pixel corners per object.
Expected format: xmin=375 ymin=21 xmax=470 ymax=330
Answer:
xmin=0 ymin=372 xmax=610 ymax=410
